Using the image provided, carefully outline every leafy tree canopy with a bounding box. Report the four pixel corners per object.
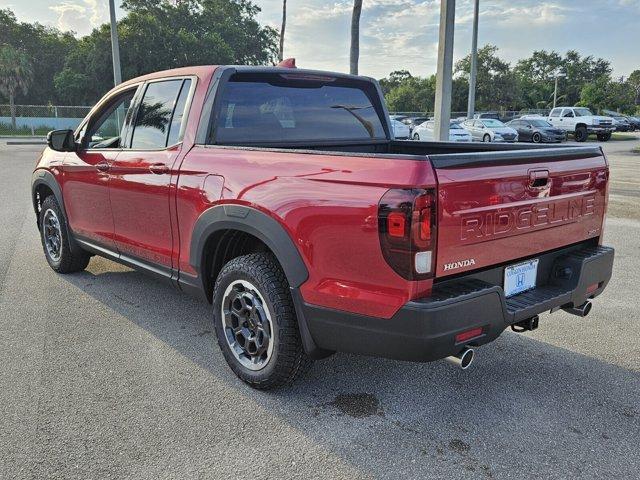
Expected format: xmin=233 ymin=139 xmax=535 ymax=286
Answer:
xmin=55 ymin=0 xmax=277 ymax=104
xmin=381 ymin=45 xmax=637 ymax=115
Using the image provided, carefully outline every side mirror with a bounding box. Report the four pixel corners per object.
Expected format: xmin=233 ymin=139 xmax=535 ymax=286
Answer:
xmin=47 ymin=129 xmax=76 ymax=152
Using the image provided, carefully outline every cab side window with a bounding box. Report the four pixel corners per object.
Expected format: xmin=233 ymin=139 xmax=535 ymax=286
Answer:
xmin=84 ymin=89 xmax=136 ymax=149
xmin=549 ymin=109 xmax=561 ymax=117
xmin=130 ymin=79 xmax=190 ymax=150
xmin=562 ymin=109 xmax=574 ymax=118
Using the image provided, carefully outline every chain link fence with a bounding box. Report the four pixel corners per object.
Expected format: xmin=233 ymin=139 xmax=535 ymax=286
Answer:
xmin=0 ymin=105 xmax=92 ymax=136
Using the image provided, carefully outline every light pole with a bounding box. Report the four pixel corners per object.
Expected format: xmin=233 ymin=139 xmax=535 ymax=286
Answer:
xmin=434 ymin=0 xmax=456 ymax=141
xmin=467 ymin=0 xmax=479 ymax=119
xmin=108 ymin=0 xmax=122 ymax=86
xmin=552 ymin=72 xmax=566 ymax=109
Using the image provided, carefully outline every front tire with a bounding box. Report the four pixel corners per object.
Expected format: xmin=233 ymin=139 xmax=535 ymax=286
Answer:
xmin=39 ymin=195 xmax=90 ymax=273
xmin=413 ymin=133 xmax=420 ymax=141
xmin=532 ymin=132 xmax=542 ymax=143
xmin=212 ymin=252 xmax=312 ymax=389
xmin=483 ymin=134 xmax=491 ymax=142
xmin=575 ymin=126 xmax=588 ymax=142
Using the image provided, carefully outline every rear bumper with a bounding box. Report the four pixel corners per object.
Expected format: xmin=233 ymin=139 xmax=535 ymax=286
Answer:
xmin=295 ymin=244 xmax=614 ymax=362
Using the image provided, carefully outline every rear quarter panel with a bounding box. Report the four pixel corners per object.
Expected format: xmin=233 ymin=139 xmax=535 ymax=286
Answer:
xmin=176 ymin=147 xmax=436 ymax=318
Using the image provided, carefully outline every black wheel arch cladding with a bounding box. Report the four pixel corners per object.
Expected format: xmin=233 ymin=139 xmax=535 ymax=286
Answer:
xmin=190 ymin=205 xmax=309 ymax=289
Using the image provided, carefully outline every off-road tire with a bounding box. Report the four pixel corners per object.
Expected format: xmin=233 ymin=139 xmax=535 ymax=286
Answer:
xmin=212 ymin=252 xmax=312 ymax=389
xmin=575 ymin=126 xmax=588 ymax=142
xmin=39 ymin=195 xmax=90 ymax=273
xmin=597 ymin=132 xmax=612 ymax=142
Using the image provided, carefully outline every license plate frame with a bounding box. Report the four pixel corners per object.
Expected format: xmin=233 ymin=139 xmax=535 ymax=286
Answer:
xmin=504 ymin=259 xmax=539 ymax=298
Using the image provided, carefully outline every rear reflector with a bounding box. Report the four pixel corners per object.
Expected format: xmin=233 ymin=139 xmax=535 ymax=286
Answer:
xmin=587 ymin=283 xmax=599 ymax=294
xmin=455 ymin=327 xmax=483 ymax=343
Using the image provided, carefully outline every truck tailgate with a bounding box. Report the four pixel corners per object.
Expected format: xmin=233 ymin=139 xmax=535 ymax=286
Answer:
xmin=430 ymin=147 xmax=608 ymax=278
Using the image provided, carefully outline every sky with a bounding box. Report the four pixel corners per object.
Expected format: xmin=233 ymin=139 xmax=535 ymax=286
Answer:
xmin=1 ymin=0 xmax=638 ymax=79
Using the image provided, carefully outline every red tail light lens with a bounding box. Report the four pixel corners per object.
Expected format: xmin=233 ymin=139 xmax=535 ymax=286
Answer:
xmin=387 ymin=212 xmax=406 ymax=238
xmin=378 ymin=188 xmax=437 ymax=280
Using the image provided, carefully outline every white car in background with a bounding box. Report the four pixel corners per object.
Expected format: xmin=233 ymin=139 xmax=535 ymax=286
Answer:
xmin=412 ymin=120 xmax=473 ymax=142
xmin=461 ymin=118 xmax=519 ymax=142
xmin=391 ymin=118 xmax=411 ymax=139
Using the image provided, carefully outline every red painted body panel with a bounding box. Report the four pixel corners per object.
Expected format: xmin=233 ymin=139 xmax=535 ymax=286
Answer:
xmin=434 ymin=156 xmax=608 ymax=277
xmin=62 ymin=149 xmax=120 ymax=249
xmin=175 ymin=147 xmax=436 ymax=318
xmin=109 ymin=146 xmax=181 ymax=267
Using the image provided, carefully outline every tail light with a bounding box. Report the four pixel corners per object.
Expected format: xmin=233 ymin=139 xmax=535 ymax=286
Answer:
xmin=378 ymin=188 xmax=437 ymax=280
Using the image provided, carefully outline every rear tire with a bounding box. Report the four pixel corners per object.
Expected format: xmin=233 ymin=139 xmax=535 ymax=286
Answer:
xmin=483 ymin=134 xmax=491 ymax=142
xmin=575 ymin=126 xmax=588 ymax=142
xmin=413 ymin=133 xmax=420 ymax=141
xmin=532 ymin=132 xmax=542 ymax=143
xmin=39 ymin=195 xmax=90 ymax=273
xmin=212 ymin=252 xmax=312 ymax=389
xmin=597 ymin=132 xmax=612 ymax=142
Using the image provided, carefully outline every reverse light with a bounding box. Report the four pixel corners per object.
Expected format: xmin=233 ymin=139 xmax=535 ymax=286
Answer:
xmin=378 ymin=188 xmax=437 ymax=280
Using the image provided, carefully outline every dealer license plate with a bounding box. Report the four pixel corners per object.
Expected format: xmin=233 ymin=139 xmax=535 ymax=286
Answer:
xmin=504 ymin=259 xmax=539 ymax=298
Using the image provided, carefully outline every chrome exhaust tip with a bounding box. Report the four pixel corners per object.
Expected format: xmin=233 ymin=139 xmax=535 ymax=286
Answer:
xmin=562 ymin=301 xmax=592 ymax=317
xmin=445 ymin=347 xmax=475 ymax=370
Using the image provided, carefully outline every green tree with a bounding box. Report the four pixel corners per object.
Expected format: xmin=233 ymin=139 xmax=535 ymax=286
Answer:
xmin=579 ymin=77 xmax=635 ymax=113
xmin=514 ymin=50 xmax=563 ymax=108
xmin=628 ymin=70 xmax=640 ymax=106
xmin=56 ymin=0 xmax=277 ymax=104
xmin=384 ymin=75 xmax=436 ymax=113
xmin=455 ymin=45 xmax=519 ymax=111
xmin=561 ymin=50 xmax=611 ymax=106
xmin=0 ymin=45 xmax=33 ymax=129
xmin=379 ymin=70 xmax=413 ymax=95
xmin=0 ymin=9 xmax=77 ymax=104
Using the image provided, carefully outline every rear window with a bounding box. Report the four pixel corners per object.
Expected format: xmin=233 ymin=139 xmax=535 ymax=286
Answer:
xmin=212 ymin=74 xmax=386 ymax=144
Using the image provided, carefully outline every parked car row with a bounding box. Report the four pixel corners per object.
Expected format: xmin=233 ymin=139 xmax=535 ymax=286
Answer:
xmin=412 ymin=120 xmax=473 ymax=142
xmin=393 ymin=106 xmax=639 ymax=144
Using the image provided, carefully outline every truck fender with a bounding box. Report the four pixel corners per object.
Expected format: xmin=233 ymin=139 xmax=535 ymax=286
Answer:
xmin=31 ymin=169 xmax=66 ymax=221
xmin=189 ymin=204 xmax=309 ymax=288
xmin=31 ymin=169 xmax=84 ymax=256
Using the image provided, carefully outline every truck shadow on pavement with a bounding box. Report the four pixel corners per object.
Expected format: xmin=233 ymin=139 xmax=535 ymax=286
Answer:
xmin=60 ymin=258 xmax=640 ymax=479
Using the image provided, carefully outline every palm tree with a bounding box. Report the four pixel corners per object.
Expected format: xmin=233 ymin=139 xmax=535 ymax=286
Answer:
xmin=278 ymin=0 xmax=287 ymax=62
xmin=350 ymin=0 xmax=363 ymax=75
xmin=0 ymin=45 xmax=33 ymax=131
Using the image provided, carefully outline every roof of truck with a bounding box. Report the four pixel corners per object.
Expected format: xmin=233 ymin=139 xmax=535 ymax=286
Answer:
xmin=118 ymin=65 xmax=374 ymax=89
xmin=119 ymin=65 xmax=219 ymax=87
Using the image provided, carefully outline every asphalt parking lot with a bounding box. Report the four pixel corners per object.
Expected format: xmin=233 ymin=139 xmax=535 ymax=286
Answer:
xmin=1 ymin=135 xmax=639 ymax=479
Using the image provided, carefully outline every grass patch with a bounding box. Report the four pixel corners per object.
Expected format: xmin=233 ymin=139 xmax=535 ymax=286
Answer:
xmin=0 ymin=123 xmax=52 ymax=136
xmin=611 ymin=133 xmax=637 ymax=141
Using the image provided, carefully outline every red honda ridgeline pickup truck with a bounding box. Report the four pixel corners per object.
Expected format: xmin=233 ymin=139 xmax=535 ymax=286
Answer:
xmin=33 ymin=65 xmax=614 ymax=388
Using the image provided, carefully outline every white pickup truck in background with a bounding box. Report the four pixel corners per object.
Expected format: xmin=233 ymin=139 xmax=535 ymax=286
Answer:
xmin=547 ymin=107 xmax=615 ymax=142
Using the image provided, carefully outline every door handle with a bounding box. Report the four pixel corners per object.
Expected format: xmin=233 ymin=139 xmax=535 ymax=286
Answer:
xmin=96 ymin=161 xmax=110 ymax=172
xmin=149 ymin=163 xmax=169 ymax=175
xmin=529 ymin=169 xmax=549 ymax=188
